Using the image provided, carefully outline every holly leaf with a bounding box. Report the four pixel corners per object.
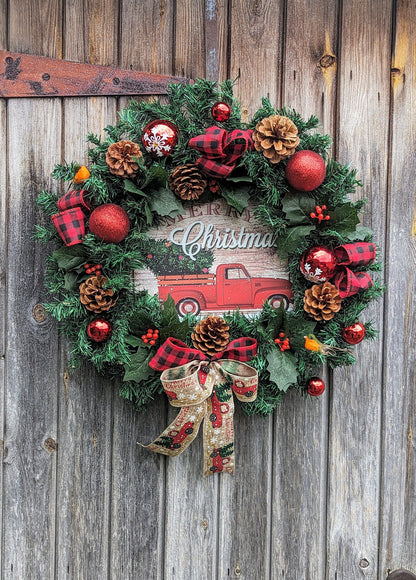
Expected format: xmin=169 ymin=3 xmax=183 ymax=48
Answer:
xmin=282 ymin=192 xmax=316 ymax=226
xmin=266 ymin=301 xmax=287 ymax=336
xmin=144 ymin=202 xmax=153 ymax=225
xmin=149 ymin=188 xmax=185 ymax=217
xmin=287 ymin=318 xmax=316 ymax=350
xmin=53 ymin=245 xmax=86 ymax=270
xmin=124 ymin=180 xmax=147 ymax=196
xmin=160 ymin=320 xmax=190 ymax=343
xmin=266 ymin=349 xmax=298 ymax=392
xmin=129 ymin=310 xmax=155 ymax=335
xmin=64 ymin=271 xmax=81 ymax=291
xmin=275 ymin=225 xmax=314 ymax=257
xmin=328 ymin=203 xmax=360 ymax=237
xmin=226 ymin=175 xmax=253 ymax=184
xmin=142 ymin=165 xmax=169 ymax=188
xmin=123 ymin=345 xmax=154 ymax=383
xmin=160 ymin=294 xmax=180 ymax=328
xmin=125 ymin=335 xmax=142 ymax=347
xmin=221 ymin=184 xmax=251 ymax=213
xmin=346 ymin=225 xmax=374 ymax=242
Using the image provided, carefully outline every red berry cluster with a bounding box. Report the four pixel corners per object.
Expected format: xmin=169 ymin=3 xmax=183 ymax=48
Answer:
xmin=208 ymin=179 xmax=221 ymax=195
xmin=274 ymin=332 xmax=290 ymax=351
xmin=310 ymin=205 xmax=330 ymax=222
xmin=84 ymin=263 xmax=103 ymax=276
xmin=141 ymin=328 xmax=159 ymax=346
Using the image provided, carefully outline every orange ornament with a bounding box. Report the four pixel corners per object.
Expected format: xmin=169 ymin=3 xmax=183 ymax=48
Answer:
xmin=74 ymin=165 xmax=90 ymax=183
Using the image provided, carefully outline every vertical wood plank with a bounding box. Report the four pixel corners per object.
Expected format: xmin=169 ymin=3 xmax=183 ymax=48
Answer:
xmin=228 ymin=0 xmax=284 ymax=119
xmin=204 ymin=0 xmax=229 ymax=82
xmin=217 ymin=2 xmax=283 ymax=579
xmin=327 ymin=1 xmax=392 ymax=578
xmin=174 ymin=0 xmax=206 ymax=78
xmin=270 ymin=5 xmax=339 ymax=578
xmin=3 ymin=3 xmax=62 ymax=577
xmin=379 ymin=1 xmax=416 ymax=576
xmin=109 ymin=2 xmax=175 ymax=579
xmin=54 ymin=1 xmax=119 ymax=578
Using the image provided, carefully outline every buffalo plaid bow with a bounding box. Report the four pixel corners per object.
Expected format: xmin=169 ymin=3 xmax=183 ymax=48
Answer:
xmin=149 ymin=336 xmax=257 ymax=371
xmin=188 ymin=126 xmax=254 ymax=178
xmin=333 ymin=242 xmax=376 ymax=298
xmin=143 ymin=336 xmax=258 ymax=475
xmin=51 ymin=190 xmax=91 ymax=246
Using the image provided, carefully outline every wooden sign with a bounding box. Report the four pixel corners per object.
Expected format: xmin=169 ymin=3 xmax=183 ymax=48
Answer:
xmin=135 ymin=199 xmax=293 ymax=316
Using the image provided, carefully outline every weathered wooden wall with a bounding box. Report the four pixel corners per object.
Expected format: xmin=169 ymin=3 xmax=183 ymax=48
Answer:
xmin=0 ymin=1 xmax=415 ymax=579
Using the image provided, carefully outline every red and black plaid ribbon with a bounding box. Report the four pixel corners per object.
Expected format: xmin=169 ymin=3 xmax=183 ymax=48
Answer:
xmin=149 ymin=336 xmax=257 ymax=371
xmin=188 ymin=126 xmax=254 ymax=178
xmin=333 ymin=242 xmax=376 ymax=298
xmin=52 ymin=189 xmax=90 ymax=246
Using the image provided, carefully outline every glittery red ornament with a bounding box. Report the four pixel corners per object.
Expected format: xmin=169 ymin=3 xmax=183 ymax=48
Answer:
xmin=87 ymin=318 xmax=112 ymax=342
xmin=285 ymin=150 xmax=326 ymax=191
xmin=89 ymin=203 xmax=130 ymax=243
xmin=211 ymin=101 xmax=232 ymax=122
xmin=300 ymin=246 xmax=337 ymax=283
xmin=142 ymin=119 xmax=179 ymax=157
xmin=307 ymin=377 xmax=325 ymax=396
xmin=342 ymin=322 xmax=366 ymax=344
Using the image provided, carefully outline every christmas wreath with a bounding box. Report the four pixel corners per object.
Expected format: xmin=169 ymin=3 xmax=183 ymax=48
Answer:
xmin=35 ymin=79 xmax=383 ymax=475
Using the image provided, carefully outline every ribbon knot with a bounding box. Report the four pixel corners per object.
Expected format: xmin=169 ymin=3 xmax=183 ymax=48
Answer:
xmin=188 ymin=126 xmax=254 ymax=178
xmin=333 ymin=242 xmax=376 ymax=298
xmin=141 ymin=337 xmax=258 ymax=475
xmin=51 ymin=189 xmax=91 ymax=246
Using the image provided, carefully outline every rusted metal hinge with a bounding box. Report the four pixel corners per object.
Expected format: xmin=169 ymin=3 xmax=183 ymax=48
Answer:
xmin=0 ymin=50 xmax=190 ymax=98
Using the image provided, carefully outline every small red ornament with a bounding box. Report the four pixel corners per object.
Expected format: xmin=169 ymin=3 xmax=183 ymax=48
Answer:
xmin=307 ymin=377 xmax=325 ymax=396
xmin=141 ymin=119 xmax=179 ymax=157
xmin=211 ymin=101 xmax=232 ymax=122
xmin=342 ymin=322 xmax=366 ymax=344
xmin=285 ymin=150 xmax=326 ymax=191
xmin=89 ymin=203 xmax=130 ymax=243
xmin=300 ymin=246 xmax=337 ymax=283
xmin=87 ymin=318 xmax=112 ymax=342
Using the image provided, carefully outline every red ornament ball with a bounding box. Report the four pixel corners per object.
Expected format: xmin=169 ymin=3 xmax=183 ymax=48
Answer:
xmin=307 ymin=377 xmax=325 ymax=396
xmin=87 ymin=318 xmax=112 ymax=343
xmin=300 ymin=246 xmax=337 ymax=283
xmin=285 ymin=150 xmax=326 ymax=191
xmin=342 ymin=322 xmax=366 ymax=344
xmin=142 ymin=119 xmax=179 ymax=157
xmin=89 ymin=203 xmax=130 ymax=243
xmin=211 ymin=101 xmax=232 ymax=122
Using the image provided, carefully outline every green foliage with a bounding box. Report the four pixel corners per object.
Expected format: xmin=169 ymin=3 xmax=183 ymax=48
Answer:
xmin=35 ymin=78 xmax=383 ymax=417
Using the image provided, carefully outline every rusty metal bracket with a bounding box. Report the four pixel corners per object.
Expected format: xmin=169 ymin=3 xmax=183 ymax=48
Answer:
xmin=0 ymin=50 xmax=190 ymax=98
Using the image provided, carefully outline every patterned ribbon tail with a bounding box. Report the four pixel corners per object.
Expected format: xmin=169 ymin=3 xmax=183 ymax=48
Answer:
xmin=142 ymin=337 xmax=258 ymax=475
xmin=333 ymin=242 xmax=376 ymax=298
xmin=51 ymin=189 xmax=90 ymax=246
xmin=188 ymin=126 xmax=254 ymax=178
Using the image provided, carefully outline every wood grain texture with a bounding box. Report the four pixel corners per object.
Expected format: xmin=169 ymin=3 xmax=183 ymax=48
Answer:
xmin=378 ymin=1 xmax=416 ymax=576
xmin=327 ymin=1 xmax=392 ymax=578
xmin=174 ymin=0 xmax=206 ymax=78
xmin=228 ymin=0 xmax=284 ymax=119
xmin=269 ymin=4 xmax=338 ymax=578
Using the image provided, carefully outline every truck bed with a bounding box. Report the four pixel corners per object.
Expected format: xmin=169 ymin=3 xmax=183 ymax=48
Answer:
xmin=157 ymin=273 xmax=215 ymax=286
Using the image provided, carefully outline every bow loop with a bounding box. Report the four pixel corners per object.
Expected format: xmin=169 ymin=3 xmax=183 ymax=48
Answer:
xmin=52 ymin=189 xmax=91 ymax=246
xmin=333 ymin=242 xmax=376 ymax=298
xmin=188 ymin=126 xmax=254 ymax=178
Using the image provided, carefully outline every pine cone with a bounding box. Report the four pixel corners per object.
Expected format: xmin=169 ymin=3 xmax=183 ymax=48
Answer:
xmin=191 ymin=316 xmax=230 ymax=356
xmin=168 ymin=164 xmax=207 ymax=201
xmin=79 ymin=275 xmax=118 ymax=313
xmin=106 ymin=140 xmax=142 ymax=178
xmin=253 ymin=115 xmax=299 ymax=164
xmin=303 ymin=282 xmax=342 ymax=321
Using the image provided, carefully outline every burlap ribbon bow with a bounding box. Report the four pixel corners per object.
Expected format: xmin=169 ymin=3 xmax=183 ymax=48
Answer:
xmin=142 ymin=337 xmax=258 ymax=475
xmin=51 ymin=189 xmax=91 ymax=246
xmin=333 ymin=242 xmax=376 ymax=298
xmin=188 ymin=126 xmax=254 ymax=178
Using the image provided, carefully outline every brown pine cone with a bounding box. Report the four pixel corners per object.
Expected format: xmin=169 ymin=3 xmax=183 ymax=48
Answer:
xmin=168 ymin=163 xmax=207 ymax=201
xmin=79 ymin=275 xmax=118 ymax=313
xmin=303 ymin=281 xmax=342 ymax=321
xmin=191 ymin=316 xmax=230 ymax=357
xmin=253 ymin=115 xmax=299 ymax=164
xmin=106 ymin=140 xmax=142 ymax=178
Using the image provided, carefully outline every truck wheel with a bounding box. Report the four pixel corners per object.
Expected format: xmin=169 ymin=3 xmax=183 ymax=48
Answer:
xmin=177 ymin=298 xmax=200 ymax=316
xmin=267 ymin=294 xmax=289 ymax=309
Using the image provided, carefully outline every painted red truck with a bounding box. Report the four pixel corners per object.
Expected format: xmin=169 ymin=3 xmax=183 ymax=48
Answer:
xmin=157 ymin=263 xmax=292 ymax=316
